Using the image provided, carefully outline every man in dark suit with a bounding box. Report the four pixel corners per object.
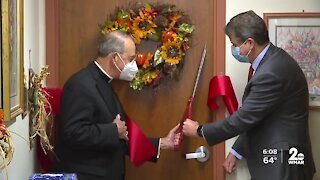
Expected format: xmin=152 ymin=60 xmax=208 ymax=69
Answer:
xmin=52 ymin=30 xmax=178 ymax=180
xmin=182 ymin=10 xmax=315 ymax=180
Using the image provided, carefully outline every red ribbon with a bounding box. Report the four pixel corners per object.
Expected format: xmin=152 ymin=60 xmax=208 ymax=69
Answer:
xmin=45 ymin=87 xmax=63 ymax=117
xmin=37 ymin=87 xmax=63 ymax=172
xmin=126 ymin=116 xmax=157 ymax=166
xmin=207 ymin=75 xmax=238 ymax=115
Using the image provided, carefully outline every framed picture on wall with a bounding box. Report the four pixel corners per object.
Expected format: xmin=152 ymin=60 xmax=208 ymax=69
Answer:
xmin=264 ymin=12 xmax=320 ymax=110
xmin=1 ymin=0 xmax=24 ymax=121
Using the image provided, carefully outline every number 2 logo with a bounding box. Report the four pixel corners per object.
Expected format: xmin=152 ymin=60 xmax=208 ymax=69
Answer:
xmin=288 ymin=147 xmax=298 ymax=160
xmin=288 ymin=147 xmax=304 ymax=161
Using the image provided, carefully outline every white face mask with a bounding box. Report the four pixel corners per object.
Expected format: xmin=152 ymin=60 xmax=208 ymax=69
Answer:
xmin=115 ymin=53 xmax=138 ymax=81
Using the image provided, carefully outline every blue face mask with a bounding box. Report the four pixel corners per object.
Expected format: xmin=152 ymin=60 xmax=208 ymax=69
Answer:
xmin=231 ymin=40 xmax=252 ymax=63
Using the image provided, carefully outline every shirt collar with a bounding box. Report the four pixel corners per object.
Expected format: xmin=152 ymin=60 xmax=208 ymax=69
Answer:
xmin=252 ymin=43 xmax=271 ymax=72
xmin=94 ymin=61 xmax=113 ymax=83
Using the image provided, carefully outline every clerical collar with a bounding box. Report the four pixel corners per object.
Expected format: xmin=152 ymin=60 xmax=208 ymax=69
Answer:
xmin=94 ymin=61 xmax=113 ymax=83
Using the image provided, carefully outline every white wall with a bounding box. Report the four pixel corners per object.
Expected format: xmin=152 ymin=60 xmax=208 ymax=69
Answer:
xmin=225 ymin=0 xmax=320 ymax=180
xmin=0 ymin=1 xmax=46 ymax=179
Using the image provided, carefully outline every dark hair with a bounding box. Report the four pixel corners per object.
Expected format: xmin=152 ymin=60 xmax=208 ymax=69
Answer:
xmin=225 ymin=10 xmax=269 ymax=45
xmin=97 ymin=30 xmax=131 ymax=57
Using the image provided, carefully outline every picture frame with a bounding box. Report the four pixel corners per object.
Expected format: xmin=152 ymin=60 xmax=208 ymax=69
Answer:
xmin=264 ymin=12 xmax=320 ymax=110
xmin=1 ymin=0 xmax=24 ymax=121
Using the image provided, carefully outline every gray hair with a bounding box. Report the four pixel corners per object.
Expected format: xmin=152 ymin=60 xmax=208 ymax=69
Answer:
xmin=225 ymin=10 xmax=269 ymax=45
xmin=97 ymin=30 xmax=131 ymax=57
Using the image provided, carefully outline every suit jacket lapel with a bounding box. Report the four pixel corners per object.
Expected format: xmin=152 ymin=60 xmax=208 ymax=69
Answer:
xmin=242 ymin=43 xmax=278 ymax=101
xmin=255 ymin=43 xmax=277 ymax=72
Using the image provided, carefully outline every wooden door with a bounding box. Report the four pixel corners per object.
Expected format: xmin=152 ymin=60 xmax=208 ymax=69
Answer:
xmin=47 ymin=0 xmax=226 ymax=179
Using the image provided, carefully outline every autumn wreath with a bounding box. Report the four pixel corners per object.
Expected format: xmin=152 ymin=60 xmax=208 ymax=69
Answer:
xmin=100 ymin=4 xmax=194 ymax=90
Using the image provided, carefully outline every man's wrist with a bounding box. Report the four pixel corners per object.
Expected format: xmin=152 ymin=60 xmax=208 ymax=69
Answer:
xmin=197 ymin=125 xmax=203 ymax=137
xmin=160 ymin=137 xmax=168 ymax=149
xmin=230 ymin=148 xmax=243 ymax=160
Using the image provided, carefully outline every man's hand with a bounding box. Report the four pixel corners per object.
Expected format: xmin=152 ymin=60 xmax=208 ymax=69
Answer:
xmin=223 ymin=152 xmax=237 ymax=174
xmin=113 ymin=114 xmax=128 ymax=140
xmin=160 ymin=124 xmax=180 ymax=150
xmin=182 ymin=118 xmax=199 ymax=137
